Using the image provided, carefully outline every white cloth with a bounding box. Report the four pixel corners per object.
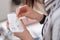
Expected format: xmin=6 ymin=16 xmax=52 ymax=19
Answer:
xmin=43 ymin=3 xmax=60 ymax=40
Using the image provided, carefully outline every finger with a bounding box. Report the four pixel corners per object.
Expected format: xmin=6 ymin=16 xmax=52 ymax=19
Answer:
xmin=16 ymin=5 xmax=29 ymax=18
xmin=13 ymin=32 xmax=21 ymax=38
xmin=24 ymin=14 xmax=35 ymax=20
xmin=6 ymin=21 xmax=9 ymax=28
xmin=18 ymin=7 xmax=27 ymax=17
xmin=16 ymin=6 xmax=22 ymax=18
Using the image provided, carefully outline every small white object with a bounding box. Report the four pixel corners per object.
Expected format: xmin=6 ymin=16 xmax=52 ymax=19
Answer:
xmin=7 ymin=13 xmax=24 ymax=32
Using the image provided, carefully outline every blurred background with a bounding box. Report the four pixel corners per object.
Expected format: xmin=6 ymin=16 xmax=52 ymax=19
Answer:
xmin=0 ymin=0 xmax=22 ymax=22
xmin=0 ymin=0 xmax=49 ymax=22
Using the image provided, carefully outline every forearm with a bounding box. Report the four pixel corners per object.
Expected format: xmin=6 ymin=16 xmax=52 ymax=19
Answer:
xmin=20 ymin=33 xmax=34 ymax=40
xmin=34 ymin=4 xmax=47 ymax=22
xmin=36 ymin=13 xmax=44 ymax=22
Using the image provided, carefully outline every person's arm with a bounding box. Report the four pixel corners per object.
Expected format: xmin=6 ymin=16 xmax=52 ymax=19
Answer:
xmin=16 ymin=5 xmax=45 ymax=22
xmin=13 ymin=20 xmax=34 ymax=40
xmin=7 ymin=20 xmax=34 ymax=40
xmin=14 ymin=30 xmax=34 ymax=40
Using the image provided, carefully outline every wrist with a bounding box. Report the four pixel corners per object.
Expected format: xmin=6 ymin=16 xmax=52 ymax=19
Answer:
xmin=19 ymin=36 xmax=34 ymax=40
xmin=40 ymin=14 xmax=46 ymax=24
xmin=18 ymin=30 xmax=34 ymax=40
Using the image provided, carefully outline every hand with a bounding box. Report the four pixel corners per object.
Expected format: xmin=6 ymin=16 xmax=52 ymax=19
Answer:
xmin=6 ymin=20 xmax=34 ymax=40
xmin=21 ymin=17 xmax=37 ymax=26
xmin=16 ymin=5 xmax=43 ymax=21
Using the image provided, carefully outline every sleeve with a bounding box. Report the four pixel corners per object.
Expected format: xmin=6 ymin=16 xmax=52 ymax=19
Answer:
xmin=52 ymin=18 xmax=60 ymax=40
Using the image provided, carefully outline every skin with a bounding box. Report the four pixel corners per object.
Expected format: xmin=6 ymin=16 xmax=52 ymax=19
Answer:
xmin=7 ymin=5 xmax=44 ymax=40
xmin=13 ymin=20 xmax=34 ymax=40
xmin=16 ymin=5 xmax=44 ymax=21
xmin=7 ymin=0 xmax=47 ymax=40
xmin=7 ymin=20 xmax=34 ymax=40
xmin=16 ymin=0 xmax=47 ymax=26
xmin=14 ymin=5 xmax=44 ymax=40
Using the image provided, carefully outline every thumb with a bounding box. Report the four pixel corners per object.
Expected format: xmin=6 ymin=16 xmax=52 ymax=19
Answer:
xmin=13 ymin=32 xmax=21 ymax=38
xmin=16 ymin=5 xmax=28 ymax=18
